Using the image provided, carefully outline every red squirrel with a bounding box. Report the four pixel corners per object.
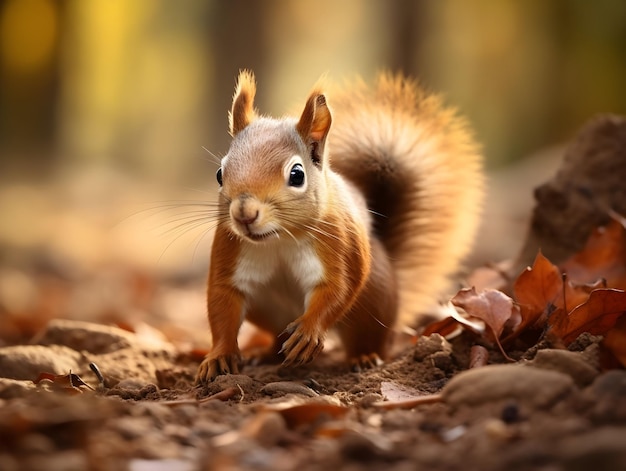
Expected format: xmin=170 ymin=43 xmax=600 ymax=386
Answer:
xmin=195 ymin=70 xmax=483 ymax=384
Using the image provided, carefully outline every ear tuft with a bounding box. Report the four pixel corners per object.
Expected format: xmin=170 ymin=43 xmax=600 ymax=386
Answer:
xmin=297 ymin=91 xmax=332 ymax=144
xmin=229 ymin=70 xmax=257 ymax=136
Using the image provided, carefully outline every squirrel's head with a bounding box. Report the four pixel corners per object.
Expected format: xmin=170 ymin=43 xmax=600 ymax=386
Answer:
xmin=216 ymin=70 xmax=333 ymax=244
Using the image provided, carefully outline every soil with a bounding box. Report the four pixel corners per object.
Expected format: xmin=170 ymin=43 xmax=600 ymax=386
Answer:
xmin=1 ymin=317 xmax=625 ymax=471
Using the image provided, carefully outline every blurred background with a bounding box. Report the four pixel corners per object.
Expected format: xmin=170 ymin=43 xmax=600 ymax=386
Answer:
xmin=1 ymin=0 xmax=625 ymax=345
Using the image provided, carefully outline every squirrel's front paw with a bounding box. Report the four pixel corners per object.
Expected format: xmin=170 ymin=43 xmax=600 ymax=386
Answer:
xmin=195 ymin=353 xmax=241 ymax=385
xmin=279 ymin=321 xmax=325 ymax=366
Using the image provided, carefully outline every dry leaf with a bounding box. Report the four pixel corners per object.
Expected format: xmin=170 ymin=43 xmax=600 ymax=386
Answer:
xmin=560 ymin=219 xmax=626 ymax=289
xmin=272 ymin=402 xmax=349 ymax=429
xmin=602 ymin=315 xmax=626 ymax=368
xmin=33 ymin=371 xmax=94 ymax=394
xmin=451 ymin=288 xmax=519 ymax=359
xmin=262 ymin=398 xmax=349 ymax=429
xmin=549 ymin=289 xmax=626 ymax=344
xmin=421 ymin=316 xmax=463 ymax=338
xmin=510 ymin=251 xmax=563 ymax=338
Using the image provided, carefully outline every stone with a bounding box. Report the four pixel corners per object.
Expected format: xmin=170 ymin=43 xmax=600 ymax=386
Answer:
xmin=0 ymin=345 xmax=82 ymax=381
xmin=528 ymin=349 xmax=599 ymax=387
xmin=442 ymin=364 xmax=576 ymax=409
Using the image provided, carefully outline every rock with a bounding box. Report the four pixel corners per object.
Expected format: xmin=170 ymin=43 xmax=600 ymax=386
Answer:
xmin=89 ymin=348 xmax=163 ymax=385
xmin=261 ymin=381 xmax=319 ymax=397
xmin=559 ymin=426 xmax=626 ymax=470
xmin=413 ymin=334 xmax=452 ymax=362
xmin=528 ymin=349 xmax=599 ymax=387
xmin=33 ymin=319 xmax=174 ymax=355
xmin=0 ymin=345 xmax=82 ymax=381
xmin=240 ymin=411 xmax=287 ymax=448
xmin=585 ymin=370 xmax=626 ymax=423
xmin=517 ymin=114 xmax=626 ymax=268
xmin=442 ymin=364 xmax=576 ymax=409
xmin=0 ymin=378 xmax=38 ymax=399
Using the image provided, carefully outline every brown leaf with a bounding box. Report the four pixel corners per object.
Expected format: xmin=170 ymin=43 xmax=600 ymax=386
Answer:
xmin=451 ymin=288 xmax=519 ymax=360
xmin=560 ymin=219 xmax=626 ymax=289
xmin=602 ymin=315 xmax=626 ymax=368
xmin=33 ymin=371 xmax=94 ymax=393
xmin=451 ymin=288 xmax=519 ymax=340
xmin=270 ymin=402 xmax=349 ymax=429
xmin=420 ymin=302 xmax=485 ymax=340
xmin=511 ymin=251 xmax=563 ymax=335
xmin=549 ymin=289 xmax=626 ymax=344
xmin=421 ymin=316 xmax=463 ymax=338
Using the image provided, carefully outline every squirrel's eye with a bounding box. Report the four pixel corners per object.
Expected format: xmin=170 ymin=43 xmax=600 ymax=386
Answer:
xmin=288 ymin=163 xmax=305 ymax=187
xmin=216 ymin=168 xmax=223 ymax=186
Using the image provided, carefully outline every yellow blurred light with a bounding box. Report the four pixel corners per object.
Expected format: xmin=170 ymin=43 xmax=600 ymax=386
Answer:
xmin=0 ymin=0 xmax=58 ymax=73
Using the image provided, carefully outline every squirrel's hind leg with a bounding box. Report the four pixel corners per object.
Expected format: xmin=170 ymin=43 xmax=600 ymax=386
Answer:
xmin=336 ymin=238 xmax=398 ymax=371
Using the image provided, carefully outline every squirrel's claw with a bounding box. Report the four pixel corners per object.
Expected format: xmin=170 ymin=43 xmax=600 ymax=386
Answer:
xmin=349 ymin=353 xmax=384 ymax=373
xmin=280 ymin=321 xmax=325 ymax=366
xmin=195 ymin=352 xmax=241 ymax=385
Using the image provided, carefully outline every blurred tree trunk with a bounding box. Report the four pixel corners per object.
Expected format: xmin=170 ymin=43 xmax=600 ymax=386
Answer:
xmin=388 ymin=0 xmax=423 ymax=75
xmin=206 ymin=0 xmax=270 ymax=155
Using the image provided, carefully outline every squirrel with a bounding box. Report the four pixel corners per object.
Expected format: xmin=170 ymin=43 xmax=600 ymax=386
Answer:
xmin=195 ymin=70 xmax=483 ymax=384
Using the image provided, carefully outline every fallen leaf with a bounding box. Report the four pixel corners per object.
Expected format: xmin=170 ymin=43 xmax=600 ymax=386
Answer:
xmin=270 ymin=402 xmax=349 ymax=429
xmin=560 ymin=219 xmax=626 ymax=289
xmin=602 ymin=315 xmax=626 ymax=368
xmin=549 ymin=289 xmax=626 ymax=344
xmin=33 ymin=371 xmax=94 ymax=393
xmin=451 ymin=288 xmax=519 ymax=359
xmin=510 ymin=251 xmax=563 ymax=338
xmin=421 ymin=316 xmax=463 ymax=338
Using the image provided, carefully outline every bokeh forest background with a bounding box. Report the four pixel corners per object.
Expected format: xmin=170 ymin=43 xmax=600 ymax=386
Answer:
xmin=1 ymin=0 xmax=626 ymax=347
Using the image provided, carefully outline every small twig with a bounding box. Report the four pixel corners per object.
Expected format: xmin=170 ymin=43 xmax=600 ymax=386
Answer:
xmin=198 ymin=386 xmax=240 ymax=403
xmin=159 ymin=387 xmax=241 ymax=407
xmin=372 ymin=393 xmax=444 ymax=410
xmin=236 ymin=383 xmax=245 ymax=402
xmin=89 ymin=362 xmax=106 ymax=388
xmin=469 ymin=345 xmax=489 ymax=369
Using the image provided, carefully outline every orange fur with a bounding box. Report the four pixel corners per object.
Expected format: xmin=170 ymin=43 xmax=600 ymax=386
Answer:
xmin=195 ymin=71 xmax=483 ymax=384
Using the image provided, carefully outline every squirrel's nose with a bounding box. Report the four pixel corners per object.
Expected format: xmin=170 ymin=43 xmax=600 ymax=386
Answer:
xmin=234 ymin=210 xmax=259 ymax=226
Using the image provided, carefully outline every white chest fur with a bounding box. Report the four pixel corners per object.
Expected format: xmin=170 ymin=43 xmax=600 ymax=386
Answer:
xmin=232 ymin=241 xmax=324 ymax=326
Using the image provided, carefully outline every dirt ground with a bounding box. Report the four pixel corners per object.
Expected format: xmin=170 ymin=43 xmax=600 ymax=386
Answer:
xmin=0 ymin=316 xmax=625 ymax=471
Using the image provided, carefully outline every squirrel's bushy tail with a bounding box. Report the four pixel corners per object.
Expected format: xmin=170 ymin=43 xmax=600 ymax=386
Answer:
xmin=328 ymin=74 xmax=484 ymax=325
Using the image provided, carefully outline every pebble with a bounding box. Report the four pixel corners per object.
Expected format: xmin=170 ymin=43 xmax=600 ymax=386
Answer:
xmin=0 ymin=378 xmax=38 ymax=399
xmin=413 ymin=334 xmax=452 ymax=362
xmin=34 ymin=318 xmax=175 ymax=355
xmin=528 ymin=349 xmax=599 ymax=387
xmin=585 ymin=370 xmax=626 ymax=423
xmin=261 ymin=381 xmax=319 ymax=397
xmin=0 ymin=344 xmax=82 ymax=381
xmin=442 ymin=364 xmax=576 ymax=409
xmin=559 ymin=426 xmax=626 ymax=469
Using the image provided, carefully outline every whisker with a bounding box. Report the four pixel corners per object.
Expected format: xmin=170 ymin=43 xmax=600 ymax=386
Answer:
xmin=278 ymin=225 xmax=299 ymax=244
xmin=201 ymin=146 xmax=223 ymax=166
xmin=368 ymin=209 xmax=388 ymax=219
xmin=157 ymin=218 xmax=225 ymax=264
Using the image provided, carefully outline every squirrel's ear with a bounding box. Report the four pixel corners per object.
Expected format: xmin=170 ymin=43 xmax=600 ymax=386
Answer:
xmin=229 ymin=70 xmax=257 ymax=136
xmin=297 ymin=92 xmax=332 ymax=145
